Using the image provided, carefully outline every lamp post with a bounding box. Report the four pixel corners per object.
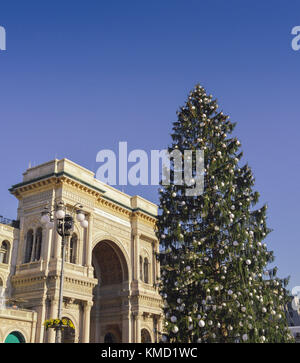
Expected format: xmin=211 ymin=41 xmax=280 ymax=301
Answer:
xmin=41 ymin=201 xmax=88 ymax=343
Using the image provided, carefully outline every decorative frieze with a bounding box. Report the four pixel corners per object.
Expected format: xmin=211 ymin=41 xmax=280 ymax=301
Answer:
xmin=62 ymin=189 xmax=94 ymax=209
xmin=23 ymin=191 xmax=53 ymax=206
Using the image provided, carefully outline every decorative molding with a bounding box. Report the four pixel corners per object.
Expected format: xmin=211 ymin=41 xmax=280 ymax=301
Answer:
xmin=10 ymin=172 xmax=157 ymax=225
xmin=94 ymin=207 xmax=131 ymax=228
xmin=23 ymin=191 xmax=53 ymax=205
xmin=62 ymin=189 xmax=94 ymax=209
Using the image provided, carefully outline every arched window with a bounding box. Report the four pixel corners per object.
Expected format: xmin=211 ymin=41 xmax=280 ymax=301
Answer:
xmin=69 ymin=233 xmax=77 ymax=264
xmin=35 ymin=227 xmax=43 ymax=261
xmin=0 ymin=240 xmax=9 ymax=264
xmin=141 ymin=328 xmax=152 ymax=343
xmin=24 ymin=230 xmax=34 ymax=263
xmin=139 ymin=255 xmax=143 ymax=281
xmin=144 ymin=257 xmax=149 ymax=284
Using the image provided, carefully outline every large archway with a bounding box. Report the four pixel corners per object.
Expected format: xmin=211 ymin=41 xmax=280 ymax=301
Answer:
xmin=90 ymin=240 xmax=129 ymax=343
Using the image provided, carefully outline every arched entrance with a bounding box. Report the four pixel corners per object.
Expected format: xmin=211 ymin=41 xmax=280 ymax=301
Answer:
xmin=141 ymin=329 xmax=152 ymax=343
xmin=104 ymin=332 xmax=117 ymax=343
xmin=5 ymin=331 xmax=25 ymax=343
xmin=90 ymin=240 xmax=129 ymax=343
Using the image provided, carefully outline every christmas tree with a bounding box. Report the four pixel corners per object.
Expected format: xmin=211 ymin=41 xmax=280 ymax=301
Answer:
xmin=156 ymin=84 xmax=293 ymax=343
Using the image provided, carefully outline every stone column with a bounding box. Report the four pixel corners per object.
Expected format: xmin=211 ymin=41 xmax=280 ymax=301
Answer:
xmin=152 ymin=241 xmax=156 ymax=285
xmin=135 ymin=313 xmax=141 ymax=343
xmin=155 ymin=239 xmax=160 ymax=281
xmin=122 ymin=312 xmax=131 ymax=342
xmin=132 ymin=313 xmax=136 ymax=342
xmin=131 ymin=313 xmax=135 ymax=342
xmin=86 ymin=215 xmax=93 ymax=267
xmin=43 ymin=227 xmax=52 ymax=263
xmin=47 ymin=298 xmax=59 ymax=343
xmin=16 ymin=229 xmax=25 ymax=265
xmin=82 ymin=301 xmax=93 ymax=343
xmin=11 ymin=232 xmax=21 ymax=275
xmin=30 ymin=311 xmax=37 ymax=343
xmin=35 ymin=302 xmax=47 ymax=343
xmin=16 ymin=218 xmax=24 ymax=265
xmin=133 ymin=233 xmax=140 ymax=281
xmin=65 ymin=237 xmax=70 ymax=263
xmin=30 ymin=230 xmax=36 ymax=262
xmin=53 ymin=229 xmax=60 ymax=259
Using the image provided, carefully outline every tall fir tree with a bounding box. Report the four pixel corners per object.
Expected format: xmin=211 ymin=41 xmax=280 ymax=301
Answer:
xmin=156 ymin=84 xmax=293 ymax=343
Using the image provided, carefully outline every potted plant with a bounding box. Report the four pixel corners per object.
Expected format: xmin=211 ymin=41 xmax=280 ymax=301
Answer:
xmin=44 ymin=318 xmax=75 ymax=330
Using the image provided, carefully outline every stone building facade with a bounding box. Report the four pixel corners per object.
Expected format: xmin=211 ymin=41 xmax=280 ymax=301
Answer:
xmin=0 ymin=158 xmax=162 ymax=343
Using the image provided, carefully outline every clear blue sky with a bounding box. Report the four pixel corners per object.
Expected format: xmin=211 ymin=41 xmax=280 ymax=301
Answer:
xmin=0 ymin=0 xmax=299 ymax=288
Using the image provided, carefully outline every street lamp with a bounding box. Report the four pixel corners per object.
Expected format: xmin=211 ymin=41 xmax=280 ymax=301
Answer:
xmin=41 ymin=201 xmax=88 ymax=343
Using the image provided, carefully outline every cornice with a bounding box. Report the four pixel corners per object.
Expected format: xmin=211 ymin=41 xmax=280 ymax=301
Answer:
xmin=9 ymin=171 xmax=106 ymax=198
xmin=10 ymin=171 xmax=157 ymax=224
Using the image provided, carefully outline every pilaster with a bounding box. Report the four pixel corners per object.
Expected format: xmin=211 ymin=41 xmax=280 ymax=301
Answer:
xmin=82 ymin=301 xmax=93 ymax=343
